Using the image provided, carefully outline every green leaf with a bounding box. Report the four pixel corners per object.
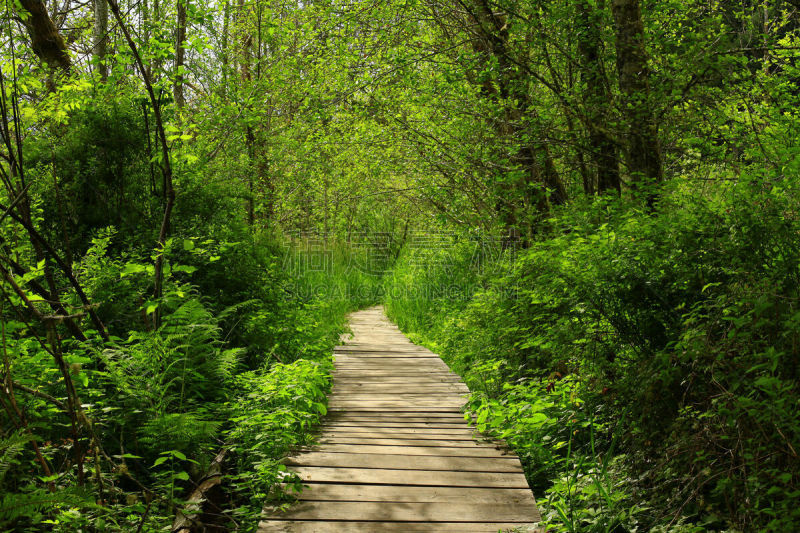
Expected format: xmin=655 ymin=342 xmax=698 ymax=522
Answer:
xmin=121 ymin=263 xmax=148 ymax=277
xmin=173 ymin=264 xmax=198 ymax=274
xmin=172 ymin=450 xmax=187 ymax=461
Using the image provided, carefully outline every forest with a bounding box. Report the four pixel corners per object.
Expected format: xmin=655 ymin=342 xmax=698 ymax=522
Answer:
xmin=1 ymin=0 xmax=799 ymax=530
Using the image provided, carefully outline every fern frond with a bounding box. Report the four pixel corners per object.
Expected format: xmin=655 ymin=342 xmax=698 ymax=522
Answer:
xmin=138 ymin=412 xmax=221 ymax=453
xmin=0 ymin=431 xmax=32 ymax=483
xmin=0 ymin=486 xmax=92 ymax=527
xmin=217 ymin=299 xmax=260 ymax=322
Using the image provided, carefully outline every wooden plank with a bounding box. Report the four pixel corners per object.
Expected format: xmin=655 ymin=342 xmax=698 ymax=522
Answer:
xmin=333 ymin=360 xmax=442 ymax=364
xmin=302 ymin=444 xmax=509 ymax=457
xmin=327 ymin=405 xmax=467 ymax=412
xmin=328 ymin=398 xmax=468 ymax=405
xmin=332 ymin=370 xmax=454 ymax=376
xmin=330 ymin=387 xmax=464 ymax=393
xmin=328 ymin=398 xmax=465 ymax=404
xmin=334 ymin=350 xmax=436 ymax=355
xmin=332 ymin=383 xmax=469 ymax=391
xmin=329 ymin=398 xmax=465 ymax=405
xmin=335 ymin=358 xmax=445 ymax=361
xmin=334 ymin=372 xmax=457 ymax=377
xmin=325 ymin=413 xmax=464 ymax=426
xmin=324 ymin=422 xmax=474 ymax=429
xmin=320 ymin=430 xmax=480 ymax=440
xmin=335 ymin=346 xmax=431 ymax=351
xmin=289 ymin=467 xmax=530 ymax=488
xmin=335 ymin=352 xmax=435 ymax=355
xmin=328 ymin=392 xmax=466 ymax=398
xmin=258 ymin=520 xmax=535 ymax=532
xmin=333 ymin=377 xmax=464 ymax=383
xmin=333 ymin=366 xmax=447 ymax=370
xmin=333 ymin=376 xmax=461 ymax=381
xmin=295 ymin=484 xmax=534 ymax=505
xmin=332 ymin=376 xmax=462 ymax=382
xmin=333 ymin=364 xmax=448 ymax=368
xmin=327 ymin=404 xmax=466 ymax=411
xmin=333 ymin=369 xmax=458 ymax=375
xmin=265 ymin=501 xmax=536 ymax=522
xmin=333 ymin=376 xmax=460 ymax=380
xmin=327 ymin=395 xmax=468 ymax=403
xmin=332 ymin=388 xmax=470 ymax=396
xmin=333 ymin=381 xmax=462 ymax=388
xmin=325 ymin=420 xmax=466 ymax=428
xmin=328 ymin=410 xmax=468 ymax=416
xmin=341 ymin=338 xmax=415 ymax=341
xmin=334 ymin=353 xmax=439 ymax=358
xmin=319 ymin=437 xmax=497 ymax=448
xmin=285 ymin=452 xmax=523 ymax=473
xmin=340 ymin=340 xmax=419 ymax=344
xmin=333 ymin=370 xmax=458 ymax=375
xmin=328 ymin=404 xmax=463 ymax=409
xmin=328 ymin=404 xmax=463 ymax=413
xmin=326 ymin=414 xmax=469 ymax=420
xmin=333 ymin=357 xmax=446 ymax=363
xmin=333 ymin=358 xmax=446 ymax=363
xmin=328 ymin=402 xmax=466 ymax=409
xmin=334 ymin=361 xmax=447 ymax=366
xmin=327 ymin=411 xmax=468 ymax=418
xmin=332 ymin=374 xmax=460 ymax=379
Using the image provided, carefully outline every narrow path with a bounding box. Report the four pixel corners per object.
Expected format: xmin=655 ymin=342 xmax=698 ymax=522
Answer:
xmin=259 ymin=306 xmax=540 ymax=532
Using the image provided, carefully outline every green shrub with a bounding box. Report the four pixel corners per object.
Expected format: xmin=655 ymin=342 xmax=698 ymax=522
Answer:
xmin=385 ymin=174 xmax=800 ymax=531
xmin=225 ymin=358 xmax=333 ymax=527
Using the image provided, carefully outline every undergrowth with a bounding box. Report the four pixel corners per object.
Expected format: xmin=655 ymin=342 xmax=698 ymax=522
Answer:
xmin=385 ymin=174 xmax=800 ymax=532
xmin=0 ymin=230 xmax=380 ymax=531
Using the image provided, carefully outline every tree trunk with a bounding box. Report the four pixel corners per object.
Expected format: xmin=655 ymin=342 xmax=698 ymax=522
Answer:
xmin=174 ymin=0 xmax=188 ymax=109
xmin=577 ymin=0 xmax=620 ymax=196
xmin=468 ymin=0 xmax=567 ymax=238
xmin=221 ymin=0 xmax=230 ymax=97
xmin=611 ymin=0 xmax=663 ymax=203
xmin=239 ymin=0 xmax=255 ymax=225
xmin=246 ymin=127 xmax=255 ymax=226
xmin=16 ymin=0 xmax=71 ymax=72
xmin=93 ymin=0 xmax=108 ymax=80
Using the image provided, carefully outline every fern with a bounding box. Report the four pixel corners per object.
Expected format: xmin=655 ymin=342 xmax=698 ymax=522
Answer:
xmin=0 ymin=431 xmax=31 ymax=483
xmin=0 ymin=431 xmax=94 ymax=528
xmin=138 ymin=411 xmax=221 ymax=454
xmin=218 ymin=348 xmax=245 ymax=382
xmin=0 ymin=487 xmax=93 ymax=527
xmin=217 ymin=299 xmax=261 ymax=323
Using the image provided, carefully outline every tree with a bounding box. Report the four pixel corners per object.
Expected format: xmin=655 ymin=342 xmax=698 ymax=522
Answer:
xmin=93 ymin=0 xmax=109 ymax=80
xmin=576 ymin=0 xmax=620 ymax=195
xmin=15 ymin=0 xmax=71 ymax=72
xmin=611 ymin=0 xmax=662 ymax=203
xmin=175 ymin=0 xmax=188 ymax=108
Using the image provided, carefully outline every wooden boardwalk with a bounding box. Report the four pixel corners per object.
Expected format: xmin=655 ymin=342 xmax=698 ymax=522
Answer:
xmin=258 ymin=306 xmax=539 ymax=532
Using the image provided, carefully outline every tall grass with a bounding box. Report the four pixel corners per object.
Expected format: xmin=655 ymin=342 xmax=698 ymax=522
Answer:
xmin=284 ymin=235 xmax=387 ymax=316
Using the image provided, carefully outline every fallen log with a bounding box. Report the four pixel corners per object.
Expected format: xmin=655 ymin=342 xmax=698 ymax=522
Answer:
xmin=171 ymin=448 xmax=228 ymax=533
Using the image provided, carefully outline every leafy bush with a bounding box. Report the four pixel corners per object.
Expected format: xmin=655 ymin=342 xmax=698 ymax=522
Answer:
xmin=225 ymin=358 xmax=332 ymax=525
xmin=385 ymin=174 xmax=800 ymax=531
